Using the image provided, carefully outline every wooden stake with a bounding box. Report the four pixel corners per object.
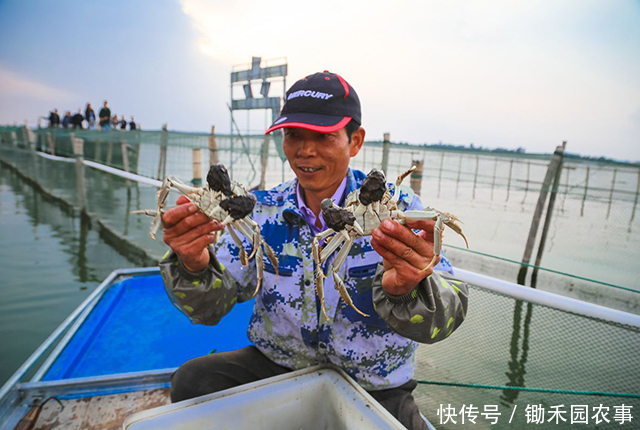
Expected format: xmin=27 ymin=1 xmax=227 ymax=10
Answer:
xmin=530 ymin=141 xmax=567 ymax=288
xmin=121 ymin=139 xmax=130 ymax=173
xmin=490 ymin=158 xmax=497 ymax=200
xmin=631 ymin=168 xmax=640 ymax=224
xmin=158 ymin=123 xmax=168 ymax=179
xmin=506 ymin=159 xmax=514 ymax=202
xmin=580 ymin=166 xmax=590 ymax=216
xmin=209 ymin=125 xmax=219 ymax=166
xmin=606 ymin=168 xmax=617 ymax=219
xmin=517 ymin=141 xmax=566 ymax=286
xmin=410 ymin=159 xmax=424 ymax=196
xmin=472 ymin=155 xmax=479 ymax=199
xmin=192 ymin=148 xmax=202 ymax=185
xmin=455 ymin=155 xmax=462 ymax=198
xmin=381 ymin=133 xmax=391 ymax=173
xmin=47 ymin=132 xmax=55 ymax=155
xmin=437 ymin=152 xmax=444 ymax=198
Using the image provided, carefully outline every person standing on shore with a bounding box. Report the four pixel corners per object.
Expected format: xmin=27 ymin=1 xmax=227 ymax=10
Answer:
xmin=61 ymin=111 xmax=72 ymax=128
xmin=85 ymin=103 xmax=96 ymax=129
xmin=47 ymin=109 xmax=60 ymax=128
xmin=71 ymin=109 xmax=84 ymax=129
xmin=99 ymin=101 xmax=111 ymax=130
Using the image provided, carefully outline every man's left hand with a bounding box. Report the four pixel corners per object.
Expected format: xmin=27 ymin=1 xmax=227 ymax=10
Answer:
xmin=370 ymin=219 xmax=440 ymax=296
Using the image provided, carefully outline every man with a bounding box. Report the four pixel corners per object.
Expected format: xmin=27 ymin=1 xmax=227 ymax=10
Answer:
xmin=71 ymin=109 xmax=84 ymax=129
xmin=160 ymin=71 xmax=468 ymax=429
xmin=61 ymin=111 xmax=72 ymax=128
xmin=99 ymin=101 xmax=111 ymax=130
xmin=47 ymin=109 xmax=60 ymax=128
xmin=119 ymin=115 xmax=127 ymax=130
xmin=129 ymin=116 xmax=136 ymax=130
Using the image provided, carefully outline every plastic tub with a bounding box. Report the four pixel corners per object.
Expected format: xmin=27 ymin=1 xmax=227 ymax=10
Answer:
xmin=124 ymin=365 xmax=407 ymax=429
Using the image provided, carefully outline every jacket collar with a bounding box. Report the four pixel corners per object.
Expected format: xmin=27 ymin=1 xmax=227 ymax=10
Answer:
xmin=268 ymin=167 xmax=364 ymax=225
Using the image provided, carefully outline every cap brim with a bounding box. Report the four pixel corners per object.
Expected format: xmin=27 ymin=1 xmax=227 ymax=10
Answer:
xmin=265 ymin=113 xmax=352 ymax=134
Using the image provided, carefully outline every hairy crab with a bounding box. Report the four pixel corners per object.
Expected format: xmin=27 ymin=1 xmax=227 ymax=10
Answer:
xmin=312 ymin=166 xmax=468 ymax=318
xmin=134 ymin=164 xmax=278 ymax=297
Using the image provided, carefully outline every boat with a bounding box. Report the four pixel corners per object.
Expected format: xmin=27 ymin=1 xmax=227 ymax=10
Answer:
xmin=1 ymin=265 xmax=639 ymax=429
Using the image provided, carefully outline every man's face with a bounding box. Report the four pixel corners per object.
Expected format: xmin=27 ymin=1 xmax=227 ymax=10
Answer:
xmin=283 ymin=127 xmax=364 ymax=196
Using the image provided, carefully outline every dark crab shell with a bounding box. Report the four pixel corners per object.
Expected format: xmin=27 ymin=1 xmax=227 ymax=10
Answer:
xmin=206 ymin=164 xmax=234 ymax=197
xmin=359 ymin=169 xmax=387 ymax=206
xmin=220 ymin=194 xmax=257 ymax=220
xmin=321 ymin=198 xmax=356 ymax=232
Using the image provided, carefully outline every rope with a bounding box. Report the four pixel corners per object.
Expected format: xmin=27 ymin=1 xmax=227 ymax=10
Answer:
xmin=417 ymin=380 xmax=640 ymax=399
xmin=446 ymin=244 xmax=640 ymax=294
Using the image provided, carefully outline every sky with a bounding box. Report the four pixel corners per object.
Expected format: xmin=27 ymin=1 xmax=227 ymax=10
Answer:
xmin=0 ymin=0 xmax=639 ymax=161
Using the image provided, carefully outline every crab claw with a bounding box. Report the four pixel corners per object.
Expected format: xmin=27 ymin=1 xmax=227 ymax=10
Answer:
xmin=332 ymin=269 xmax=369 ymax=318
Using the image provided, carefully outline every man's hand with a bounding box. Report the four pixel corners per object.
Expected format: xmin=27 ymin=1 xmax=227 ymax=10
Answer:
xmin=370 ymin=219 xmax=440 ymax=296
xmin=162 ymin=196 xmax=222 ymax=272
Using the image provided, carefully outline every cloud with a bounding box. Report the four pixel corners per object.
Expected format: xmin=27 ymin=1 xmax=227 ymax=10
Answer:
xmin=178 ymin=0 xmax=640 ymax=160
xmin=0 ymin=64 xmax=76 ymax=103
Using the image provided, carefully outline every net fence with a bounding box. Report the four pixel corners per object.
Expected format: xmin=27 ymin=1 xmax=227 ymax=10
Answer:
xmin=2 ymin=126 xmax=639 ymax=428
xmin=4 ymin=125 xmax=638 ymax=298
xmin=413 ymin=284 xmax=640 ymax=428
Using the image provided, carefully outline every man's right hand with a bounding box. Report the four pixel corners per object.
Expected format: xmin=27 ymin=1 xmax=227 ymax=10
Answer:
xmin=162 ymin=195 xmax=222 ymax=272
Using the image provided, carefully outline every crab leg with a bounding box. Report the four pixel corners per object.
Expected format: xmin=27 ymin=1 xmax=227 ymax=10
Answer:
xmin=249 ymin=239 xmax=264 ymax=299
xmin=143 ymin=178 xmax=173 ymax=239
xmin=329 ymin=237 xmax=369 ymax=317
xmin=164 ymin=176 xmax=199 ymax=196
xmin=422 ymin=216 xmax=444 ymax=272
xmin=312 ymin=236 xmax=330 ymax=320
xmin=320 ymin=231 xmax=348 ymax=262
xmin=234 ymin=218 xmax=259 ymax=260
xmin=238 ymin=218 xmax=261 ymax=260
xmin=238 ymin=217 xmax=279 ymax=284
xmin=391 ymin=166 xmax=417 ymax=203
xmin=262 ymin=240 xmax=279 ymax=279
xmin=442 ymin=213 xmax=469 ymax=249
xmin=226 ymin=223 xmax=248 ymax=266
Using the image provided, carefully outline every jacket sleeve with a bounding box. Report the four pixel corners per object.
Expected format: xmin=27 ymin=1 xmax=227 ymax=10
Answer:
xmin=159 ymin=230 xmax=257 ymax=326
xmin=372 ymin=264 xmax=469 ymax=343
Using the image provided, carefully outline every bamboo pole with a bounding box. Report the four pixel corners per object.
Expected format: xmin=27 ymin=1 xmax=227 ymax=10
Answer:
xmin=208 ymin=125 xmax=219 ymax=166
xmin=437 ymin=152 xmax=444 ymax=198
xmin=121 ymin=138 xmax=130 ymax=173
xmin=381 ymin=133 xmax=391 ymax=173
xmin=631 ymin=168 xmax=640 ymax=224
xmin=192 ymin=148 xmax=202 ymax=185
xmin=606 ymin=169 xmax=617 ymax=219
xmin=490 ymin=158 xmax=498 ymax=201
xmin=517 ymin=142 xmax=566 ymax=286
xmin=506 ymin=159 xmax=514 ymax=202
xmin=47 ymin=132 xmax=55 ymax=155
xmin=106 ymin=141 xmax=113 ymax=166
xmin=71 ymin=133 xmax=87 ymax=209
xmin=158 ymin=123 xmax=168 ymax=179
xmin=455 ymin=155 xmax=462 ymax=198
xmin=522 ymin=161 xmax=531 ymax=203
xmin=530 ymin=142 xmax=567 ymax=288
xmin=580 ymin=166 xmax=590 ymax=216
xmin=561 ymin=168 xmax=571 ymax=213
xmin=472 ymin=155 xmax=479 ymax=199
xmin=410 ymin=159 xmax=424 ymax=196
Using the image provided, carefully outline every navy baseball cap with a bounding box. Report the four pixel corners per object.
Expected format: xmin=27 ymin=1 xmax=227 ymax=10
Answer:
xmin=265 ymin=71 xmax=361 ymax=134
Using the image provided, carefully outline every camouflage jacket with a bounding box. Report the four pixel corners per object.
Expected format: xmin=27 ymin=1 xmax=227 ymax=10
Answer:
xmin=160 ymin=168 xmax=469 ymax=390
